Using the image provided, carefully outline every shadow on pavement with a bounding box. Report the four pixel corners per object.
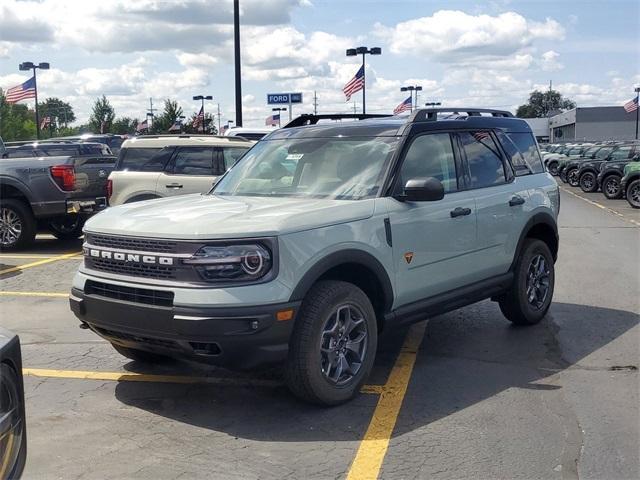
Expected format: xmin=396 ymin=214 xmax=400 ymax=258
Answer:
xmin=113 ymin=301 xmax=638 ymax=442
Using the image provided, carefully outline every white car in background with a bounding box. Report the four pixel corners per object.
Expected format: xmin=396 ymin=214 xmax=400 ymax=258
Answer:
xmin=108 ymin=135 xmax=253 ymax=206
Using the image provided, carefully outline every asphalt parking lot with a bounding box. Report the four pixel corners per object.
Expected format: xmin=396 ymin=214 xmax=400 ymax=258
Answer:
xmin=1 ymin=182 xmax=638 ymax=480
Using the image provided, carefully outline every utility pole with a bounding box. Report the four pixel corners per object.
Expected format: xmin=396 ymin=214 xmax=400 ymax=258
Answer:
xmin=313 ymin=90 xmax=318 ymax=115
xmin=216 ymin=103 xmax=221 ymax=133
xmin=147 ymin=97 xmax=156 ymax=130
xmin=233 ymin=0 xmax=243 ymax=126
xmin=353 ymin=101 xmax=357 ymax=114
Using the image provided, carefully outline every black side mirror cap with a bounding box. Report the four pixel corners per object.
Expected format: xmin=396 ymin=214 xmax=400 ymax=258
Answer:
xmin=400 ymin=177 xmax=445 ymax=202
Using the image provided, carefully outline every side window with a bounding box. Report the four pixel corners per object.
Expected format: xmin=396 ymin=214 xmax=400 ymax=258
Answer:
xmin=498 ymin=132 xmax=544 ymax=175
xmin=395 ymin=133 xmax=458 ymax=194
xmin=459 ymin=131 xmax=506 ymax=189
xmin=220 ymin=147 xmax=249 ymax=171
xmin=171 ymin=147 xmax=214 ymax=175
xmin=610 ymin=147 xmax=632 ymax=160
xmin=116 ymin=147 xmax=166 ymax=171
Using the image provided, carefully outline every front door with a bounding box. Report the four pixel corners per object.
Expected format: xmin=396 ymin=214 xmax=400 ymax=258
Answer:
xmin=386 ymin=132 xmax=478 ymax=308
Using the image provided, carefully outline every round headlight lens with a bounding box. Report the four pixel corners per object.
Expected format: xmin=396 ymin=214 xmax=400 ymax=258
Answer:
xmin=184 ymin=244 xmax=272 ymax=282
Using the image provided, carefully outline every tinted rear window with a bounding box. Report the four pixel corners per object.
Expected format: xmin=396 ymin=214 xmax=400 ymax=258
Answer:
xmin=502 ymin=132 xmax=544 ymax=174
xmin=116 ymin=147 xmax=164 ymax=171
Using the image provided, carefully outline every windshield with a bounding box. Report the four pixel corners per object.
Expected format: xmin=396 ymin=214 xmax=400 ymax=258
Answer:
xmin=213 ymin=137 xmax=398 ymax=200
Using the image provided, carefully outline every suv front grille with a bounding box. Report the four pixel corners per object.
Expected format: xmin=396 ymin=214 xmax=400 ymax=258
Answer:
xmin=85 ymin=257 xmax=177 ymax=279
xmin=86 ymin=233 xmax=178 ymax=253
xmin=85 ymin=280 xmax=174 ymax=307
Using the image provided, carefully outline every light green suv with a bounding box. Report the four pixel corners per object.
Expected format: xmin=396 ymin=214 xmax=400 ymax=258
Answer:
xmin=70 ymin=110 xmax=560 ymax=405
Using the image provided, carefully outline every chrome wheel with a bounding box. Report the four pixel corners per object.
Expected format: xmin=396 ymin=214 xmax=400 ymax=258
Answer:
xmin=604 ymin=176 xmax=620 ymax=196
xmin=0 ymin=207 xmax=23 ymax=247
xmin=526 ymin=254 xmax=551 ymax=310
xmin=320 ymin=304 xmax=368 ymax=386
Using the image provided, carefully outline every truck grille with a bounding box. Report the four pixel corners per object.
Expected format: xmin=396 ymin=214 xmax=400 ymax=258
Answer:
xmin=85 ymin=280 xmax=174 ymax=307
xmin=85 ymin=257 xmax=177 ymax=279
xmin=86 ymin=233 xmax=178 ymax=253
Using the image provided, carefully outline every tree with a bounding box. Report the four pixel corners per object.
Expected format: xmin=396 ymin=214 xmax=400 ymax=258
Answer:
xmin=516 ymin=89 xmax=576 ymax=118
xmin=183 ymin=111 xmax=217 ymax=135
xmin=89 ymin=95 xmax=116 ymax=133
xmin=111 ymin=117 xmax=139 ymax=135
xmin=152 ymin=99 xmax=184 ymax=133
xmin=0 ymin=88 xmax=37 ymax=141
xmin=39 ymin=97 xmax=75 ymax=129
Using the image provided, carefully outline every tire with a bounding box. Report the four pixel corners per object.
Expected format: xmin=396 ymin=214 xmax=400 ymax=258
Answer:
xmin=579 ymin=171 xmax=598 ymax=193
xmin=111 ymin=343 xmax=171 ymax=363
xmin=602 ymin=175 xmax=623 ymax=200
xmin=559 ymin=169 xmax=568 ymax=183
xmin=0 ymin=199 xmax=37 ymax=250
xmin=567 ymin=168 xmax=580 ymax=187
xmin=48 ymin=215 xmax=85 ymax=240
xmin=548 ymin=161 xmax=559 ymax=175
xmin=0 ymin=363 xmax=27 ymax=479
xmin=285 ymin=280 xmax=378 ymax=406
xmin=626 ymin=179 xmax=640 ymax=209
xmin=499 ymin=239 xmax=555 ymax=326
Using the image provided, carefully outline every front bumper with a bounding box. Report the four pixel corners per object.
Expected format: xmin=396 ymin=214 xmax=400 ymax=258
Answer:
xmin=70 ymin=287 xmax=300 ymax=368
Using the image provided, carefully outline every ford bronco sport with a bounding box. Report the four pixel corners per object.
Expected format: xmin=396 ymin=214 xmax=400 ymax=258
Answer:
xmin=70 ymin=109 xmax=560 ymax=405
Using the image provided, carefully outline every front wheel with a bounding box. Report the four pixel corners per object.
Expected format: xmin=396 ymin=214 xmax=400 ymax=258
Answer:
xmin=499 ymin=239 xmax=555 ymax=326
xmin=548 ymin=162 xmax=559 ymax=176
xmin=626 ymin=179 xmax=640 ymax=208
xmin=602 ymin=175 xmax=623 ymax=199
xmin=285 ymin=280 xmax=377 ymax=405
xmin=0 ymin=199 xmax=36 ymax=250
xmin=567 ymin=168 xmax=580 ymax=187
xmin=579 ymin=171 xmax=598 ymax=193
xmin=48 ymin=215 xmax=85 ymax=240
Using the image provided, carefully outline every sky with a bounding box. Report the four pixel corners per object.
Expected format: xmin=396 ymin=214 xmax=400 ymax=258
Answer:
xmin=0 ymin=0 xmax=638 ymax=127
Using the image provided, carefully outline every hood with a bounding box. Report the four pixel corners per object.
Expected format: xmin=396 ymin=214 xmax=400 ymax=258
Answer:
xmin=85 ymin=194 xmax=375 ymax=239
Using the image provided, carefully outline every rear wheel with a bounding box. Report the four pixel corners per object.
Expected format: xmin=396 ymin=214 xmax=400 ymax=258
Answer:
xmin=567 ymin=168 xmax=580 ymax=187
xmin=602 ymin=175 xmax=623 ymax=199
xmin=285 ymin=280 xmax=377 ymax=405
xmin=0 ymin=199 xmax=36 ymax=250
xmin=499 ymin=239 xmax=555 ymax=326
xmin=111 ymin=344 xmax=171 ymax=363
xmin=48 ymin=215 xmax=85 ymax=240
xmin=626 ymin=179 xmax=640 ymax=208
xmin=548 ymin=161 xmax=559 ymax=175
xmin=579 ymin=171 xmax=598 ymax=193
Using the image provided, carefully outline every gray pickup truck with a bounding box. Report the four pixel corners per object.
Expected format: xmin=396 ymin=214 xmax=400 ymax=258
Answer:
xmin=0 ymin=138 xmax=116 ymax=249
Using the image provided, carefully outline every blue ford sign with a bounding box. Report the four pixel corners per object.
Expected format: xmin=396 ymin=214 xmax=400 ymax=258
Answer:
xmin=267 ymin=93 xmax=303 ymax=105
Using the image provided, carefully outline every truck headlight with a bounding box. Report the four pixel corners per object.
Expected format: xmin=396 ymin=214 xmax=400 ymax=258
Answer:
xmin=183 ymin=244 xmax=272 ymax=282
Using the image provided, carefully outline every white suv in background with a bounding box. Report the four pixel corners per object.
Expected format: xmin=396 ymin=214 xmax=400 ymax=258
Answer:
xmin=108 ymin=135 xmax=253 ymax=206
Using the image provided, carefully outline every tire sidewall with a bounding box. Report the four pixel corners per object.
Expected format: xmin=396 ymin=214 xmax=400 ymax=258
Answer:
xmin=514 ymin=240 xmax=555 ymax=324
xmin=602 ymin=175 xmax=621 ymax=199
xmin=579 ymin=171 xmax=596 ymax=192
xmin=627 ymin=180 xmax=640 ymax=208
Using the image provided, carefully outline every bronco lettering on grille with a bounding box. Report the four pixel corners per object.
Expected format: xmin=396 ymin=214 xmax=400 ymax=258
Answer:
xmin=83 ymin=247 xmax=174 ymax=266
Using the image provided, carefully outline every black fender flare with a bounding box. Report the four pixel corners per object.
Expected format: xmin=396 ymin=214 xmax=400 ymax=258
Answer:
xmin=0 ymin=176 xmax=34 ymax=204
xmin=288 ymin=249 xmax=394 ymax=313
xmin=510 ymin=211 xmax=559 ymax=271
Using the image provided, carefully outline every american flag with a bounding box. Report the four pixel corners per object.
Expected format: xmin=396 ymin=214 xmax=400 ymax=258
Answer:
xmin=265 ymin=113 xmax=279 ymax=126
xmin=393 ymin=96 xmax=412 ymax=115
xmin=221 ymin=124 xmax=229 ymax=133
xmin=623 ymin=97 xmax=639 ymax=113
xmin=473 ymin=131 xmax=491 ymax=141
xmin=5 ymin=76 xmax=36 ymax=104
xmin=343 ymin=65 xmax=364 ymax=101
xmin=40 ymin=116 xmax=51 ymax=129
xmin=192 ymin=107 xmax=204 ymax=128
xmin=136 ymin=119 xmax=148 ymax=132
xmin=168 ymin=119 xmax=182 ymax=132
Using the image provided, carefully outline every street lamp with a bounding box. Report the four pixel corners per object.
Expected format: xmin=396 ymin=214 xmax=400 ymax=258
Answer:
xmin=19 ymin=61 xmax=50 ymax=140
xmin=193 ymin=95 xmax=213 ymax=133
xmin=345 ymin=46 xmax=381 ymax=114
xmin=400 ymin=85 xmax=422 ymax=112
xmin=272 ymin=107 xmax=287 ymax=127
xmin=425 ymin=102 xmax=442 ymax=108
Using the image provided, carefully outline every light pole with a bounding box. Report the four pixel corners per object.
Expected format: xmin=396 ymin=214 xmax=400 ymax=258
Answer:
xmin=233 ymin=0 xmax=243 ymax=127
xmin=425 ymin=102 xmax=442 ymax=108
xmin=193 ymin=95 xmax=213 ymax=133
xmin=400 ymin=85 xmax=422 ymax=112
xmin=19 ymin=61 xmax=50 ymax=140
xmin=272 ymin=107 xmax=287 ymax=127
xmin=635 ymin=87 xmax=640 ymax=140
xmin=345 ymin=46 xmax=381 ymax=114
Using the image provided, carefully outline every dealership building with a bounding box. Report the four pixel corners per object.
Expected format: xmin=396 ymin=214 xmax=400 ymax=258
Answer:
xmin=522 ymin=106 xmax=638 ymax=143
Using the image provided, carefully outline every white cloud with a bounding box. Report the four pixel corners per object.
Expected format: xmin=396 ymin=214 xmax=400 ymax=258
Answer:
xmin=177 ymin=53 xmax=219 ymax=68
xmin=540 ymin=50 xmax=563 ymax=71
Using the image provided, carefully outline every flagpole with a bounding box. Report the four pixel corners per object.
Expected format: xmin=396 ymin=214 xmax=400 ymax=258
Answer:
xmin=635 ymin=87 xmax=639 ymax=140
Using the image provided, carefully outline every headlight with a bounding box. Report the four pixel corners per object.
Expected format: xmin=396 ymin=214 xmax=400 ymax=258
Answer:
xmin=184 ymin=244 xmax=272 ymax=282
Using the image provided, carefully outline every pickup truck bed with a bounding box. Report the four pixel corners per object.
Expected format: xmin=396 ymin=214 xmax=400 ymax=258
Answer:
xmin=0 ymin=155 xmax=116 ymax=249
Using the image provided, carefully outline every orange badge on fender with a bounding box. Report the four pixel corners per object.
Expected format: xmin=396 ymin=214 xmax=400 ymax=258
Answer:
xmin=404 ymin=252 xmax=414 ymax=264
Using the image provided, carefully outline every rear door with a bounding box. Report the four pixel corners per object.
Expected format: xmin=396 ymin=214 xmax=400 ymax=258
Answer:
xmin=157 ymin=146 xmax=218 ymax=197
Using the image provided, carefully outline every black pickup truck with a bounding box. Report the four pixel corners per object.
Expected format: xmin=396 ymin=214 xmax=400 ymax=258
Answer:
xmin=0 ymin=150 xmax=116 ymax=249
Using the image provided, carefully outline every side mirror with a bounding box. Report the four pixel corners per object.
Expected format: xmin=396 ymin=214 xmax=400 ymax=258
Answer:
xmin=401 ymin=177 xmax=445 ymax=202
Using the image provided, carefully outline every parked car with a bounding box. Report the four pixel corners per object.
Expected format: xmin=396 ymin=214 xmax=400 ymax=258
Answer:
xmin=224 ymin=127 xmax=275 ymax=141
xmin=558 ymin=144 xmax=620 ymax=184
xmin=597 ymin=153 xmax=640 ymax=199
xmin=0 ymin=327 xmax=27 ymax=480
xmin=2 ymin=141 xmax=111 ymax=159
xmin=621 ymin=162 xmax=640 ymax=208
xmin=54 ymin=134 xmax=126 ymax=156
xmin=70 ymin=109 xmax=559 ymax=406
xmin=108 ymin=135 xmax=253 ymax=206
xmin=0 ymin=154 xmax=116 ymax=249
xmin=576 ymin=143 xmax=639 ymax=192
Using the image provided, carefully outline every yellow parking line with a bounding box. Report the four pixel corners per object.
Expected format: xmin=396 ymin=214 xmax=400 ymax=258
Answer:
xmin=0 ymin=252 xmax=81 ymax=275
xmin=347 ymin=321 xmax=428 ymax=480
xmin=0 ymin=291 xmax=68 ymax=298
xmin=560 ymin=186 xmax=640 ymax=227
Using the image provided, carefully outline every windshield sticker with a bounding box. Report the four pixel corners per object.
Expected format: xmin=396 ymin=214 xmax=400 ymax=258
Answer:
xmin=286 ymin=153 xmax=304 ymax=160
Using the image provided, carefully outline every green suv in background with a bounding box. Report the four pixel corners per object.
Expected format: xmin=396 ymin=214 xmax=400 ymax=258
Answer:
xmin=69 ymin=109 xmax=560 ymax=405
xmin=621 ymin=161 xmax=640 ymax=208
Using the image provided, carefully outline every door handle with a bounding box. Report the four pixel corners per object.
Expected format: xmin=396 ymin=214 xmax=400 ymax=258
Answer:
xmin=450 ymin=207 xmax=472 ymax=218
xmin=165 ymin=183 xmax=183 ymax=189
xmin=509 ymin=195 xmax=525 ymax=206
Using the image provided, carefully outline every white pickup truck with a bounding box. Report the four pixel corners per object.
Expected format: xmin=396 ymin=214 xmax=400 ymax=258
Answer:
xmin=108 ymin=135 xmax=253 ymax=206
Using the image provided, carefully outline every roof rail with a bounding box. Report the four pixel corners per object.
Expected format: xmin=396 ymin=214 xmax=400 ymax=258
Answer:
xmin=134 ymin=134 xmax=251 ymax=142
xmin=410 ymin=108 xmax=514 ymax=122
xmin=283 ymin=113 xmax=392 ymax=128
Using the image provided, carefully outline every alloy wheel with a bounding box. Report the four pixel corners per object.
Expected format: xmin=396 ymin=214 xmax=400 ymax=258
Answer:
xmin=630 ymin=183 xmax=640 ymax=207
xmin=0 ymin=207 xmax=22 ymax=247
xmin=580 ymin=173 xmax=595 ymax=191
xmin=604 ymin=177 xmax=620 ymax=197
xmin=526 ymin=254 xmax=551 ymax=310
xmin=320 ymin=304 xmax=368 ymax=386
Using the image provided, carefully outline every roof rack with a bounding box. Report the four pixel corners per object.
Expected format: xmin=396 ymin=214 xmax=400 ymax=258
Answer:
xmin=409 ymin=108 xmax=514 ymax=122
xmin=133 ymin=134 xmax=251 ymax=142
xmin=283 ymin=113 xmax=392 ymax=128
